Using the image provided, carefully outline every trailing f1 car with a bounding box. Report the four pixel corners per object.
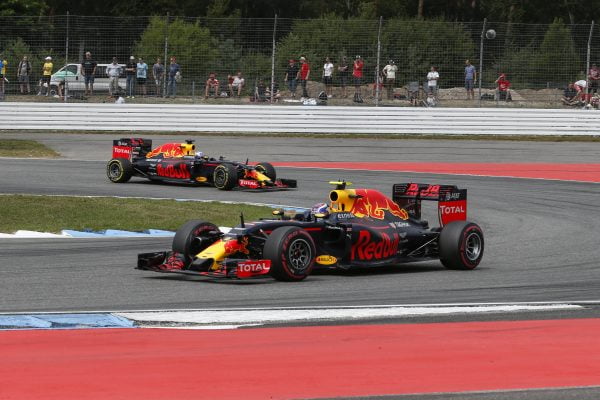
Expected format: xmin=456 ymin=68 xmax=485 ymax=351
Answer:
xmin=106 ymin=138 xmax=296 ymax=190
xmin=138 ymin=181 xmax=484 ymax=281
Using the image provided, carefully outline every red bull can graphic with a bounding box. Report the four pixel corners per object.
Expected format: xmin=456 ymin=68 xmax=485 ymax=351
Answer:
xmin=146 ymin=143 xmax=186 ymax=159
xmin=349 ymin=189 xmax=409 ymax=220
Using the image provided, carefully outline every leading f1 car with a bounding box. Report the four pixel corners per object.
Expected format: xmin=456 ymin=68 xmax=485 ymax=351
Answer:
xmin=137 ymin=181 xmax=485 ymax=281
xmin=106 ymin=138 xmax=296 ymax=190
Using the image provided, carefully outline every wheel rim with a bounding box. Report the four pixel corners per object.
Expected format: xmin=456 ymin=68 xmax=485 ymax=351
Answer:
xmin=465 ymin=232 xmax=482 ymax=261
xmin=108 ymin=162 xmax=121 ymax=179
xmin=287 ymin=238 xmax=312 ymax=273
xmin=214 ymin=167 xmax=226 ymax=187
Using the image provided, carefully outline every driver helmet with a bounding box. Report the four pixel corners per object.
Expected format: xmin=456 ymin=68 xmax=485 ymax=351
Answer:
xmin=311 ymin=202 xmax=330 ymax=217
xmin=195 ymin=151 xmax=204 ymax=158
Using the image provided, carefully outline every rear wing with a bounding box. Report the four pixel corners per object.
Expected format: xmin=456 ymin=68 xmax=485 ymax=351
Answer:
xmin=112 ymin=138 xmax=152 ymax=160
xmin=392 ymin=183 xmax=467 ymax=227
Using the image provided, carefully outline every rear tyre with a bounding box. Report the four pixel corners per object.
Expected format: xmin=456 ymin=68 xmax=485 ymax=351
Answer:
xmin=106 ymin=158 xmax=133 ymax=183
xmin=264 ymin=226 xmax=315 ymax=281
xmin=172 ymin=220 xmax=220 ymax=262
xmin=439 ymin=221 xmax=484 ymax=270
xmin=213 ymin=163 xmax=238 ymax=190
xmin=255 ymin=162 xmax=276 ymax=181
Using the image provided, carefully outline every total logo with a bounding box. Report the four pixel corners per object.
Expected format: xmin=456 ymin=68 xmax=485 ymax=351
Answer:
xmin=113 ymin=147 xmax=130 ymax=154
xmin=440 ymin=205 xmax=465 ymax=214
xmin=237 ymin=260 xmax=271 ymax=277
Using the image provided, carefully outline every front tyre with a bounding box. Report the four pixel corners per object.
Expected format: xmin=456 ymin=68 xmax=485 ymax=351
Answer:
xmin=106 ymin=158 xmax=133 ymax=183
xmin=172 ymin=220 xmax=220 ymax=262
xmin=264 ymin=226 xmax=316 ymax=281
xmin=439 ymin=221 xmax=484 ymax=270
xmin=212 ymin=163 xmax=238 ymax=190
xmin=255 ymin=162 xmax=276 ymax=181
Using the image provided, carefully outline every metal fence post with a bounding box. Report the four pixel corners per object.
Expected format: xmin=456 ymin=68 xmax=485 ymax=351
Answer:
xmin=375 ymin=16 xmax=383 ymax=107
xmin=64 ymin=11 xmax=69 ymax=103
xmin=586 ymin=21 xmax=594 ymax=98
xmin=163 ymin=13 xmax=169 ymax=98
xmin=478 ymin=18 xmax=487 ymax=107
xmin=270 ymin=14 xmax=278 ymax=104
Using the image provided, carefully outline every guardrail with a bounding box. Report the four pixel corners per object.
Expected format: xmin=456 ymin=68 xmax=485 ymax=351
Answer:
xmin=1 ymin=102 xmax=599 ymax=135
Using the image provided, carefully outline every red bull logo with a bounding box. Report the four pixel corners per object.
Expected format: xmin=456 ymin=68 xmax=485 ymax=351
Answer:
xmin=223 ymin=236 xmax=250 ymax=255
xmin=351 ymin=231 xmax=399 ymax=261
xmin=349 ymin=189 xmax=409 ymax=220
xmin=156 ymin=163 xmax=190 ymax=179
xmin=146 ymin=143 xmax=186 ymax=159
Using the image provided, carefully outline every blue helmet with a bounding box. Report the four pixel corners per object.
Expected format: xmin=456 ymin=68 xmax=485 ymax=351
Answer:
xmin=311 ymin=202 xmax=329 ymax=216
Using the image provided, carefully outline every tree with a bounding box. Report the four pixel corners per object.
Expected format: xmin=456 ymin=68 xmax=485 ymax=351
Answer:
xmin=534 ymin=18 xmax=580 ymax=85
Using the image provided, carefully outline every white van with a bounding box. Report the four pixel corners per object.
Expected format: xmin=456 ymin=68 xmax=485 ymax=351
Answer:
xmin=49 ymin=63 xmax=126 ymax=95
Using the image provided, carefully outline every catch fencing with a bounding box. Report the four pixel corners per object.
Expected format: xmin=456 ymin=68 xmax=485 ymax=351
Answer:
xmin=0 ymin=15 xmax=598 ymax=107
xmin=1 ymin=103 xmax=599 ymax=135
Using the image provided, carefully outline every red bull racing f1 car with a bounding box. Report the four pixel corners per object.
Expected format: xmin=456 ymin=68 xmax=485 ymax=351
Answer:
xmin=107 ymin=138 xmax=296 ymax=190
xmin=137 ymin=181 xmax=484 ymax=281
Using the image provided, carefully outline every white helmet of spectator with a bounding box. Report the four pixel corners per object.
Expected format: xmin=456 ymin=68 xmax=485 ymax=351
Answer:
xmin=45 ymin=56 xmax=52 ymax=61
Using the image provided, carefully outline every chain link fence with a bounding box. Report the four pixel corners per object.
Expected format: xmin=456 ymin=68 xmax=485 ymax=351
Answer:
xmin=0 ymin=15 xmax=597 ymax=107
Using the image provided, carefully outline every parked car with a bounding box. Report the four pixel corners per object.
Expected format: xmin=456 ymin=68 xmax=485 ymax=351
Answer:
xmin=49 ymin=63 xmax=125 ymax=95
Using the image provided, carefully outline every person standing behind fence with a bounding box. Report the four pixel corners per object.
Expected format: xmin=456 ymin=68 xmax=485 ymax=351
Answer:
xmin=338 ymin=56 xmax=349 ymax=98
xmin=382 ymin=60 xmax=397 ymax=100
xmin=323 ymin=57 xmax=334 ymax=98
xmin=136 ymin=57 xmax=148 ymax=97
xmin=153 ymin=58 xmax=164 ymax=97
xmin=352 ymin=55 xmax=364 ymax=103
xmin=17 ymin=56 xmax=32 ymax=95
xmin=166 ymin=56 xmax=180 ymax=98
xmin=37 ymin=56 xmax=53 ymax=96
xmin=106 ymin=57 xmax=121 ymax=96
xmin=284 ymin=59 xmax=299 ymax=98
xmin=125 ymin=56 xmax=136 ymax=98
xmin=426 ymin=66 xmax=439 ymax=98
xmin=0 ymin=56 xmax=5 ymax=99
xmin=588 ymin=63 xmax=599 ymax=94
xmin=297 ymin=56 xmax=310 ymax=98
xmin=464 ymin=59 xmax=477 ymax=100
xmin=81 ymin=52 xmax=97 ymax=96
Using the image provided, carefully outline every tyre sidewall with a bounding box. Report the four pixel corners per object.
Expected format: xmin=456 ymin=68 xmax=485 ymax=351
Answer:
xmin=106 ymin=158 xmax=132 ymax=183
xmin=265 ymin=227 xmax=315 ymax=281
xmin=213 ymin=164 xmax=237 ymax=190
xmin=439 ymin=221 xmax=484 ymax=270
xmin=172 ymin=220 xmax=219 ymax=261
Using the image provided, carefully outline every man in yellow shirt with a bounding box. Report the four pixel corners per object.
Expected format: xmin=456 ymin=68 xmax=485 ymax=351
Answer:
xmin=38 ymin=56 xmax=53 ymax=96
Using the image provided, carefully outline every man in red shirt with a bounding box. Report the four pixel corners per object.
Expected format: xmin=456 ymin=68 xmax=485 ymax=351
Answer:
xmin=495 ymin=73 xmax=511 ymax=101
xmin=588 ymin=64 xmax=599 ymax=94
xmin=205 ymin=72 xmax=220 ymax=98
xmin=297 ymin=56 xmax=310 ymax=98
xmin=352 ymin=55 xmax=364 ymax=103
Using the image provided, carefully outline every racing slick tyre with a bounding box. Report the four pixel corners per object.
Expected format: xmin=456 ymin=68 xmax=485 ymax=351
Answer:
xmin=106 ymin=158 xmax=134 ymax=183
xmin=213 ymin=163 xmax=238 ymax=190
xmin=264 ymin=226 xmax=316 ymax=282
xmin=439 ymin=221 xmax=484 ymax=270
xmin=172 ymin=220 xmax=220 ymax=262
xmin=255 ymin=162 xmax=276 ymax=181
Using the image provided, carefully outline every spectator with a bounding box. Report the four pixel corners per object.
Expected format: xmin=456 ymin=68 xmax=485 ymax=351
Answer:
xmin=323 ymin=57 xmax=334 ymax=98
xmin=494 ymin=73 xmax=511 ymax=101
xmin=125 ymin=56 xmax=136 ymax=98
xmin=81 ymin=51 xmax=97 ymax=96
xmin=136 ymin=57 xmax=148 ymax=97
xmin=106 ymin=57 xmax=122 ymax=96
xmin=0 ymin=55 xmax=5 ymax=99
xmin=337 ymin=56 xmax=349 ymax=98
xmin=464 ymin=59 xmax=477 ymax=100
xmin=284 ymin=59 xmax=299 ymax=98
xmin=426 ymin=66 xmax=439 ymax=98
xmin=205 ymin=73 xmax=219 ymax=98
xmin=17 ymin=56 xmax=32 ymax=94
xmin=228 ymin=71 xmax=245 ymax=97
xmin=573 ymin=79 xmax=589 ymax=104
xmin=266 ymin=80 xmax=282 ymax=103
xmin=588 ymin=63 xmax=599 ymax=94
xmin=352 ymin=55 xmax=364 ymax=103
xmin=166 ymin=56 xmax=180 ymax=98
xmin=38 ymin=56 xmax=53 ymax=96
xmin=382 ymin=60 xmax=398 ymax=100
xmin=256 ymin=79 xmax=267 ymax=102
xmin=561 ymin=82 xmax=577 ymax=105
xmin=297 ymin=56 xmax=310 ymax=98
xmin=153 ymin=57 xmax=164 ymax=97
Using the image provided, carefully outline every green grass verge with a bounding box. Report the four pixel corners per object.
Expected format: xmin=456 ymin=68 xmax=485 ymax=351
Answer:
xmin=0 ymin=195 xmax=274 ymax=234
xmin=0 ymin=139 xmax=60 ymax=158
xmin=2 ymin=130 xmax=600 ymax=142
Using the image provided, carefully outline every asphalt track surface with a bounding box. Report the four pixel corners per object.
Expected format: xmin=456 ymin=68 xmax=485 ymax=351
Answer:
xmin=1 ymin=133 xmax=600 ymax=399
